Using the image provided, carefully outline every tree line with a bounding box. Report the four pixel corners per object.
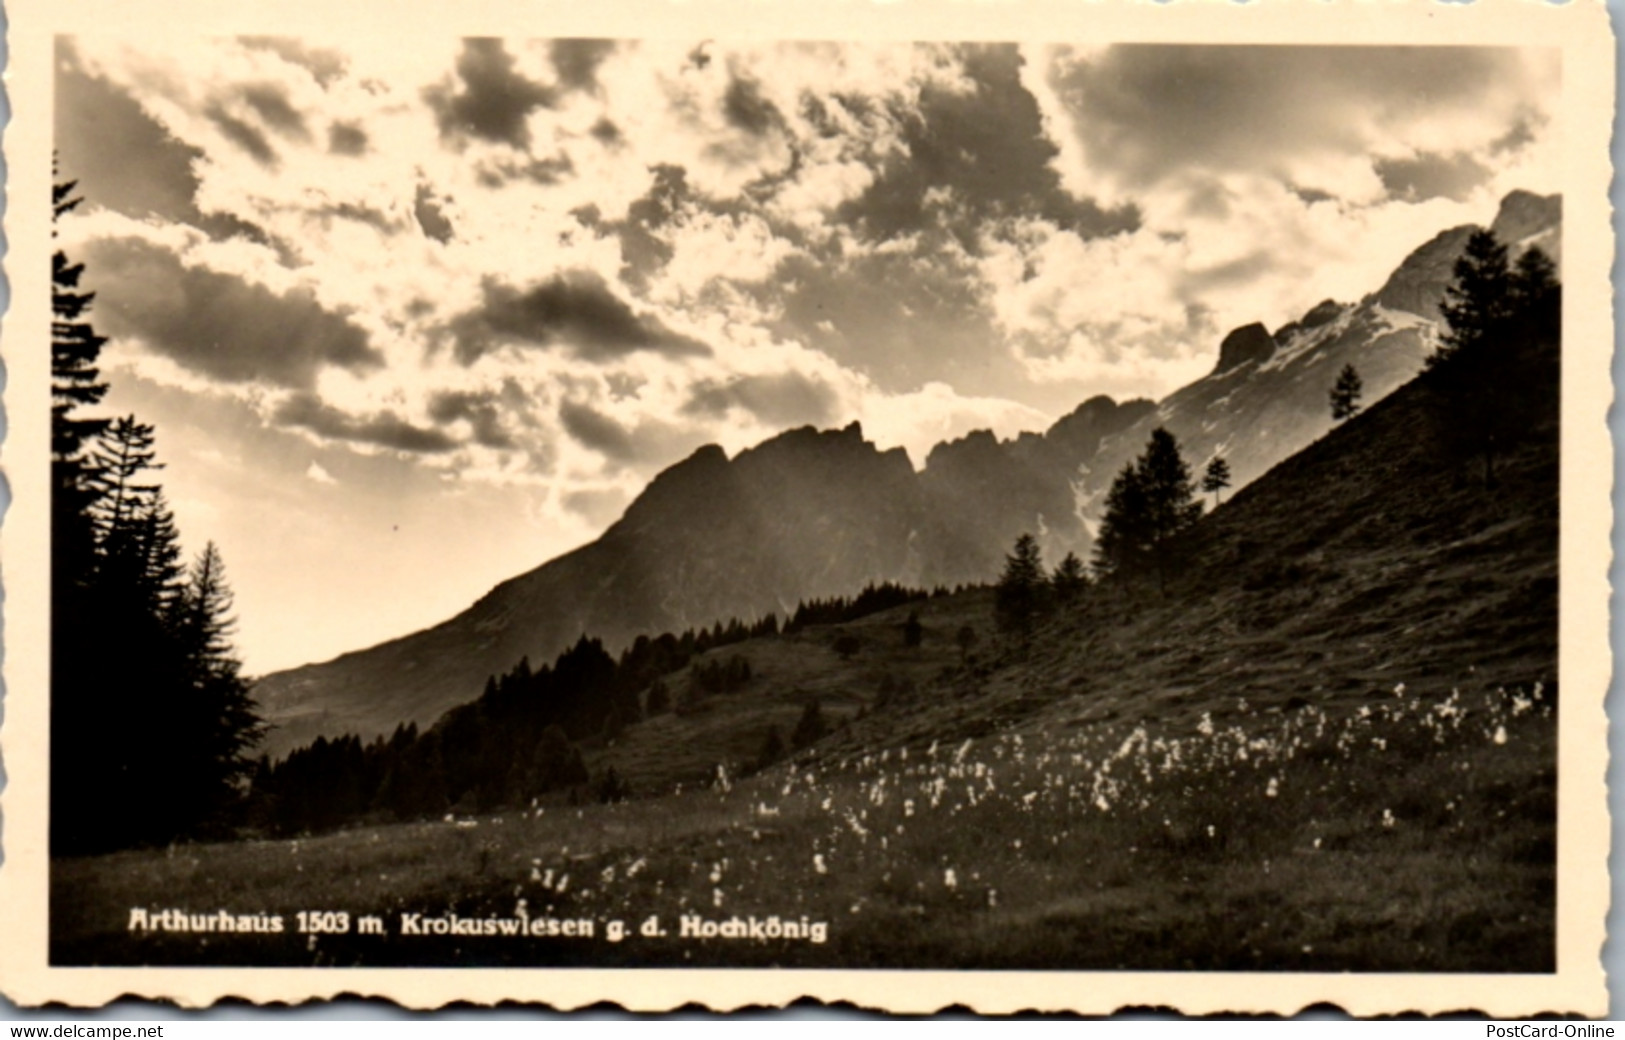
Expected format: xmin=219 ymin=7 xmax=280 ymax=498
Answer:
xmin=51 ymin=179 xmax=263 ymax=854
xmin=248 ymin=582 xmax=942 ymax=835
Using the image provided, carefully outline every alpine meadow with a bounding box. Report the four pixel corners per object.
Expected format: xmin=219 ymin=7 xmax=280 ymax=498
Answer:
xmin=44 ymin=37 xmax=1567 ymax=974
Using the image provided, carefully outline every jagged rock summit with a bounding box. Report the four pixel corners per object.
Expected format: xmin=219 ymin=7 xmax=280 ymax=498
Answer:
xmin=1212 ymin=323 xmax=1277 ymax=375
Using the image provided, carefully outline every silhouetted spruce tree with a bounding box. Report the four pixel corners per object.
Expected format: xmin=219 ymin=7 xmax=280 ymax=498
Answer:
xmin=50 ymin=178 xmax=114 ymax=855
xmin=597 ymin=766 xmax=629 ymax=803
xmin=1201 ymin=456 xmax=1232 ymax=507
xmin=901 ymin=610 xmax=924 ymax=648
xmin=1092 ymin=461 xmax=1147 ymax=581
xmin=790 ymin=699 xmax=828 ymax=750
xmin=1093 ymin=427 xmax=1202 ymax=591
xmin=160 ymin=542 xmax=265 ymax=836
xmin=1425 ymin=230 xmax=1560 ymax=486
xmin=89 ymin=415 xmax=162 ymax=545
xmin=955 ymin=624 xmax=978 ymax=663
xmin=1329 ymin=364 xmax=1363 ymax=422
xmin=1511 ymin=246 xmax=1561 ymax=345
xmin=995 ymin=532 xmax=1050 ymax=640
xmin=1051 ymin=551 xmax=1088 ymax=604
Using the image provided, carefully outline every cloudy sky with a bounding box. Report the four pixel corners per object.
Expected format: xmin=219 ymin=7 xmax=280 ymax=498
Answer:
xmin=54 ymin=38 xmax=1559 ymax=674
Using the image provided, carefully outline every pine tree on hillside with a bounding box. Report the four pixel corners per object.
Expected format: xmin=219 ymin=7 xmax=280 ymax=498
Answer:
xmin=1430 ymin=229 xmax=1515 ymax=369
xmin=1092 ymin=461 xmax=1147 ymax=580
xmin=1093 ymin=427 xmax=1202 ymax=591
xmin=1139 ymin=427 xmax=1203 ymax=540
xmin=994 ymin=532 xmax=1050 ymax=640
xmin=791 ymin=699 xmax=829 ymax=750
xmin=1425 ymin=229 xmax=1560 ymax=486
xmin=901 ymin=610 xmax=924 ymax=648
xmin=1051 ymin=551 xmax=1088 ymax=605
xmin=165 ymin=543 xmax=265 ymax=835
xmin=1201 ymin=455 xmax=1232 ymax=507
xmin=1511 ymin=246 xmax=1561 ymax=345
xmin=1329 ymin=363 xmax=1363 ymax=422
xmin=51 ymin=180 xmax=108 ymax=466
xmin=89 ymin=415 xmax=164 ymax=544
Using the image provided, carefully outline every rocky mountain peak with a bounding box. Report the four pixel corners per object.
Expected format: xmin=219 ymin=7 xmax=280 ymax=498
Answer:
xmin=1491 ymin=190 xmax=1562 ymax=246
xmin=1213 ymin=323 xmax=1277 ymax=375
xmin=1274 ymin=299 xmax=1347 ymax=343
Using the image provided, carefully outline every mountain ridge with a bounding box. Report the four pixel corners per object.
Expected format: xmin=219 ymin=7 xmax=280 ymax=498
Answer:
xmin=251 ymin=190 xmax=1561 ymax=759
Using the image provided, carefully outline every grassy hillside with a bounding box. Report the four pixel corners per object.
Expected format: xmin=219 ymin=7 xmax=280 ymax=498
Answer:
xmin=52 ymin=349 xmax=1558 ymax=971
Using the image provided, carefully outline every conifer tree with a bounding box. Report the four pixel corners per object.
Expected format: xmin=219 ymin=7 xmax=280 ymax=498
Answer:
xmin=1051 ymin=551 xmax=1088 ymax=604
xmin=901 ymin=610 xmax=924 ymax=648
xmin=1201 ymin=455 xmax=1232 ymax=507
xmin=791 ymin=699 xmax=828 ymax=750
xmin=164 ymin=543 xmax=265 ymax=834
xmin=646 ymin=678 xmax=671 ymax=715
xmin=1093 ymin=427 xmax=1203 ymax=590
xmin=89 ymin=415 xmax=163 ymax=545
xmin=1329 ymin=364 xmax=1363 ymax=422
xmin=1425 ymin=230 xmax=1560 ymax=486
xmin=1430 ymin=229 xmax=1514 ymax=370
xmin=51 ymin=179 xmax=108 ymax=466
xmin=994 ymin=532 xmax=1050 ymax=639
xmin=1092 ymin=461 xmax=1147 ymax=580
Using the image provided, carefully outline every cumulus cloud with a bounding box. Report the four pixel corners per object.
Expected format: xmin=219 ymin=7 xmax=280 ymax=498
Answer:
xmin=558 ymin=399 xmax=705 ymax=471
xmin=1029 ymin=45 xmax=1556 ymax=208
xmin=239 ymin=37 xmax=349 ymax=87
xmin=327 ymin=121 xmax=369 ymax=156
xmin=276 ymin=393 xmax=458 ymax=454
xmin=834 ymin=44 xmax=1135 ymax=250
xmin=450 ymin=272 xmax=711 ymax=364
xmin=428 ymin=390 xmax=514 ymax=449
xmin=681 ymin=371 xmax=842 ymax=430
xmin=240 ymin=83 xmax=312 ymax=142
xmin=550 ymin=39 xmax=617 ymax=93
xmin=205 ymin=101 xmax=281 ymax=166
xmin=305 ymin=461 xmax=338 ymax=484
xmin=413 ymin=184 xmax=455 ymax=242
xmin=82 ymin=236 xmax=383 ymax=388
xmin=721 ymin=74 xmax=783 ymax=137
xmin=426 ymin=38 xmax=557 ymax=148
xmin=561 ymin=486 xmax=632 ymax=527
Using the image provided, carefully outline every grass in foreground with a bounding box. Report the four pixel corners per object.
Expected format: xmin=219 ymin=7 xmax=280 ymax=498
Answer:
xmin=52 ymin=681 xmax=1553 ymax=971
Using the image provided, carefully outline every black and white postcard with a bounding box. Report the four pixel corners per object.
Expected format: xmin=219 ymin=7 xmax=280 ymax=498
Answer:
xmin=0 ymin=0 xmax=1613 ymax=1015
